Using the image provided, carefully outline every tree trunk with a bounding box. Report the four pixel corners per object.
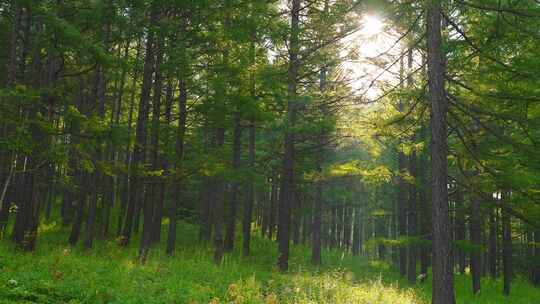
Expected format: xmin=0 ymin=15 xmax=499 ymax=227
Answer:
xmin=488 ymin=207 xmax=498 ymax=278
xmin=148 ymin=35 xmax=165 ymax=245
xmin=454 ymin=187 xmax=466 ymax=274
xmin=123 ymin=7 xmax=157 ymax=249
xmin=277 ymin=0 xmax=301 ymax=272
xmin=311 ymin=133 xmax=323 ymax=264
xmin=84 ymin=63 xmax=107 ymax=250
xmin=426 ymin=1 xmax=455 ymax=302
xmin=167 ymin=78 xmax=187 ymax=255
xmin=117 ymin=38 xmax=142 ymax=237
xmin=224 ymin=112 xmax=242 ymax=252
xmin=213 ymin=128 xmax=226 ymax=264
xmin=352 ymin=207 xmax=362 ymax=256
xmin=408 ymin=146 xmax=418 ymax=284
xmin=140 ymin=23 xmax=163 ymax=262
xmin=242 ymin=122 xmax=255 ymax=256
xmin=267 ymin=173 xmax=277 ymax=240
xmin=470 ymin=199 xmax=482 ymax=295
xmin=502 ymin=194 xmax=512 ymax=296
xmin=69 ymin=171 xmax=87 ymax=246
xmin=398 ymin=150 xmax=407 ymax=276
xmin=419 ymin=124 xmax=431 ymax=276
xmin=199 ymin=125 xmax=212 ymax=242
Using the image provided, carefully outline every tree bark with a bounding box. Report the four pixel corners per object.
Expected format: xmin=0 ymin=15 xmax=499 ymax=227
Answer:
xmin=123 ymin=7 xmax=157 ymax=249
xmin=213 ymin=128 xmax=226 ymax=263
xmin=277 ymin=0 xmax=301 ymax=272
xmin=167 ymin=78 xmax=187 ymax=255
xmin=427 ymin=1 xmax=455 ymax=302
xmin=224 ymin=112 xmax=242 ymax=252
xmin=242 ymin=122 xmax=255 ymax=256
xmin=502 ymin=193 xmax=512 ymax=296
xmin=470 ymin=199 xmax=482 ymax=295
xmin=488 ymin=207 xmax=498 ymax=278
xmin=352 ymin=207 xmax=362 ymax=256
xmin=408 ymin=146 xmax=418 ymax=284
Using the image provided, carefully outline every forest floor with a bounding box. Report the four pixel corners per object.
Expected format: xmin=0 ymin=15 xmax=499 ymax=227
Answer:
xmin=0 ymin=221 xmax=538 ymax=304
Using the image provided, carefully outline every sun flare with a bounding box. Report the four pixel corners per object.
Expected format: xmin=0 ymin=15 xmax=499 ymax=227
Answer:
xmin=361 ymin=15 xmax=384 ymax=36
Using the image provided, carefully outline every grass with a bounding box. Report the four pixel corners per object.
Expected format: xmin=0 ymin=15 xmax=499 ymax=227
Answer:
xmin=0 ymin=220 xmax=538 ymax=303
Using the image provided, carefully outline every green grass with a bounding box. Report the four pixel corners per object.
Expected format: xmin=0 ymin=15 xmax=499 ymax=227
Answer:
xmin=0 ymin=221 xmax=538 ymax=303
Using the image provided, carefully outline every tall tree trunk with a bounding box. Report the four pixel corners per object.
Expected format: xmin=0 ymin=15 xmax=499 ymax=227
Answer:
xmin=69 ymin=171 xmax=87 ymax=246
xmin=419 ymin=124 xmax=431 ymax=276
xmin=311 ymin=129 xmax=324 ymax=264
xmin=117 ymin=38 xmax=142 ymax=237
xmin=408 ymin=145 xmax=418 ymax=284
xmin=455 ymin=188 xmax=467 ymax=274
xmin=292 ymin=193 xmax=301 ymax=246
xmin=267 ymin=173 xmax=277 ymax=240
xmin=148 ymin=35 xmax=165 ymax=245
xmin=352 ymin=207 xmax=362 ymax=256
xmin=470 ymin=198 xmax=482 ymax=295
xmin=84 ymin=64 xmax=107 ymax=250
xmin=397 ymin=149 xmax=408 ymax=276
xmin=122 ymin=8 xmax=157 ymax=249
xmin=502 ymin=193 xmax=512 ymax=296
xmin=224 ymin=112 xmax=242 ymax=252
xmin=139 ymin=23 xmax=163 ymax=262
xmin=199 ymin=127 xmax=212 ymax=242
xmin=277 ymin=0 xmax=301 ymax=272
xmin=242 ymin=122 xmax=255 ymax=256
xmin=488 ymin=207 xmax=498 ymax=278
xmin=242 ymin=32 xmax=256 ymax=256
xmin=427 ymin=1 xmax=455 ymax=302
xmin=213 ymin=128 xmax=226 ymax=263
xmin=343 ymin=204 xmax=352 ymax=251
xmin=167 ymin=78 xmax=187 ymax=255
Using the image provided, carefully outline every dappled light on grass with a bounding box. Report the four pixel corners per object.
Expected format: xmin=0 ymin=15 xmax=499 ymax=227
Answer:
xmin=0 ymin=221 xmax=423 ymax=303
xmin=2 ymin=221 xmax=540 ymax=303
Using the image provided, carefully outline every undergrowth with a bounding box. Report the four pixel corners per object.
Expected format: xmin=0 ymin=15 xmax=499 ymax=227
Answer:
xmin=0 ymin=221 xmax=538 ymax=303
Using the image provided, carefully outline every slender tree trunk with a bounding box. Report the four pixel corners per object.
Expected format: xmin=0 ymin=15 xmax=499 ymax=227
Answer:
xmin=488 ymin=207 xmax=498 ymax=278
xmin=242 ymin=122 xmax=255 ymax=256
xmin=167 ymin=78 xmax=187 ymax=255
xmin=419 ymin=124 xmax=431 ymax=276
xmin=455 ymin=189 xmax=467 ymax=274
xmin=139 ymin=21 xmax=163 ymax=262
xmin=352 ymin=207 xmax=363 ymax=256
xmin=123 ymin=8 xmax=157 ymax=249
xmin=408 ymin=145 xmax=418 ymax=284
xmin=427 ymin=1 xmax=455 ymax=302
xmin=502 ymin=194 xmax=512 ymax=296
xmin=267 ymin=173 xmax=277 ymax=240
xmin=292 ymin=194 xmax=301 ymax=246
xmin=224 ymin=112 xmax=242 ymax=252
xmin=311 ymin=129 xmax=324 ymax=264
xmin=277 ymin=0 xmax=301 ymax=272
xmin=84 ymin=65 xmax=107 ymax=250
xmin=149 ymin=35 xmax=165 ymax=245
xmin=398 ymin=150 xmax=408 ymax=276
xmin=470 ymin=199 xmax=482 ymax=295
xmin=69 ymin=172 xmax=87 ymax=246
xmin=213 ymin=128 xmax=226 ymax=263
xmin=199 ymin=127 xmax=212 ymax=242
xmin=117 ymin=38 xmax=142 ymax=237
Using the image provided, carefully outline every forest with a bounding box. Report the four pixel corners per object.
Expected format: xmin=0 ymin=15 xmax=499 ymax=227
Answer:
xmin=0 ymin=0 xmax=540 ymax=303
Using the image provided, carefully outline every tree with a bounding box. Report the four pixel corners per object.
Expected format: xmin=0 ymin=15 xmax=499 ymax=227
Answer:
xmin=426 ymin=0 xmax=456 ymax=302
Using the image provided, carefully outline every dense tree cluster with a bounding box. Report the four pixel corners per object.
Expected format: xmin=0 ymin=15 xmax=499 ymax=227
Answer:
xmin=1 ymin=1 xmax=539 ymax=303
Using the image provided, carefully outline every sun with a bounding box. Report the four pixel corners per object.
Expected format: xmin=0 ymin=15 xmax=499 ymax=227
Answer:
xmin=361 ymin=15 xmax=384 ymax=36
